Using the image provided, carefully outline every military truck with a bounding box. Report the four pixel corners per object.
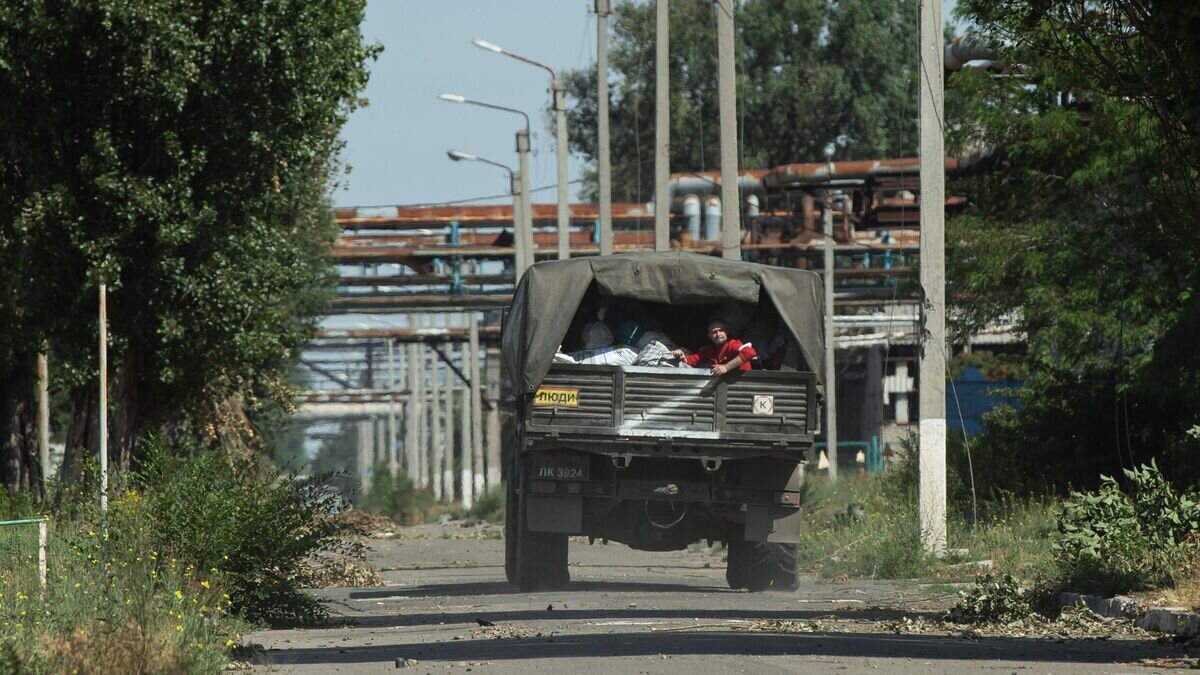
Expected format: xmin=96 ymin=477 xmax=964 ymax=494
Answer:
xmin=501 ymin=252 xmax=823 ymax=591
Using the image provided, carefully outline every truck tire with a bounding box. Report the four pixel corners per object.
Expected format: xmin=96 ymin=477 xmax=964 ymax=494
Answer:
xmin=727 ymin=540 xmax=799 ymax=592
xmin=503 ymin=480 xmax=518 ymax=584
xmin=514 ymin=492 xmax=570 ymax=591
xmin=725 ymin=539 xmax=749 ymax=589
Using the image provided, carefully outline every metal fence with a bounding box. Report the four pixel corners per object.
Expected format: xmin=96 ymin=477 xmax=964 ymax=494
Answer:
xmin=0 ymin=518 xmax=48 ymax=596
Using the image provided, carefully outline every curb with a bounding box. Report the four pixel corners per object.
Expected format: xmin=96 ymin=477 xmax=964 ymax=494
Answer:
xmin=1058 ymin=592 xmax=1200 ymax=637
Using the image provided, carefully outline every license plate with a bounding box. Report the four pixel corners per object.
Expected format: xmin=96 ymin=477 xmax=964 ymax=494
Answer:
xmin=533 ymin=387 xmax=579 ymax=407
xmin=533 ymin=454 xmax=589 ymax=481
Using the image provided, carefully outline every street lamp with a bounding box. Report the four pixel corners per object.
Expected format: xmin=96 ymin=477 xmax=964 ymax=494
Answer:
xmin=446 ymin=149 xmax=529 ymax=278
xmin=471 ymin=38 xmax=571 ymax=261
xmin=439 ymin=93 xmax=535 ymax=277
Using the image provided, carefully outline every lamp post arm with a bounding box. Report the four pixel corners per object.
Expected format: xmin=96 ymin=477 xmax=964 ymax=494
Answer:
xmin=462 ymin=99 xmax=530 ymax=135
xmin=472 ymin=156 xmax=514 ymax=183
xmin=500 ymin=50 xmax=558 ymax=88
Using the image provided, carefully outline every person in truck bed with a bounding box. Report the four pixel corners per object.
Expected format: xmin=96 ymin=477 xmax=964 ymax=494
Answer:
xmin=671 ymin=318 xmax=757 ymax=375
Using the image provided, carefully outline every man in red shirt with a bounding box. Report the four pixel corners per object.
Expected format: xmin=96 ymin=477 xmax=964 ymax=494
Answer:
xmin=672 ymin=319 xmax=756 ymax=375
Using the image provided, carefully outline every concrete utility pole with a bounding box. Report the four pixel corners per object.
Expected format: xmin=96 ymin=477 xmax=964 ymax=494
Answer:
xmin=440 ymin=339 xmax=453 ymax=500
xmin=406 ymin=341 xmax=422 ymax=477
xmin=517 ymin=129 xmax=536 ymax=273
xmin=654 ymin=0 xmax=670 ymax=251
xmin=36 ymin=353 xmax=49 ymax=485
xmin=468 ymin=316 xmax=484 ymax=498
xmin=376 ymin=417 xmax=386 ymax=475
xmin=596 ymin=0 xmax=614 ymax=255
xmin=387 ymin=339 xmax=399 ymax=475
xmin=822 ymin=182 xmax=838 ymax=481
xmin=357 ymin=420 xmax=373 ymax=496
xmin=98 ymin=283 xmax=108 ymax=514
xmin=429 ymin=333 xmax=441 ymax=494
xmin=512 ymin=172 xmax=528 ymax=277
xmin=431 ymin=343 xmax=445 ymax=500
xmin=918 ymin=0 xmax=947 ymax=556
xmin=554 ymin=85 xmax=571 ymax=260
xmin=715 ymin=0 xmax=740 ymax=260
xmin=485 ymin=347 xmax=502 ymax=488
xmin=456 ymin=341 xmax=471 ymax=506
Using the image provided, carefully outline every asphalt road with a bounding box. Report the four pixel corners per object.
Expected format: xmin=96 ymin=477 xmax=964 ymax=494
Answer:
xmin=249 ymin=522 xmax=1193 ymax=674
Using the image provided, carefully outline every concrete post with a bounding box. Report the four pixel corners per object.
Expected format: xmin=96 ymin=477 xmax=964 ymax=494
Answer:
xmin=356 ymin=420 xmax=372 ymax=501
xmin=485 ymin=347 xmax=502 ymax=488
xmin=400 ymin=350 xmax=412 ymax=477
xmin=511 ymin=171 xmax=529 ymax=279
xmin=387 ymin=339 xmax=399 ymax=475
xmin=715 ymin=0 xmax=740 ymax=260
xmin=554 ymin=85 xmax=571 ymax=260
xmin=823 ymin=193 xmax=838 ymax=481
xmin=918 ymin=0 xmax=947 ymax=556
xmin=517 ymin=130 xmax=536 ymax=272
xmin=408 ymin=341 xmax=423 ymax=478
xmin=469 ymin=316 xmax=485 ymax=500
xmin=457 ymin=341 xmax=472 ymax=507
xmin=429 ymin=333 xmax=442 ymax=495
xmin=98 ymin=283 xmax=108 ymax=514
xmin=36 ymin=353 xmax=49 ymax=486
xmin=376 ymin=417 xmax=386 ymax=476
xmin=654 ymin=0 xmax=670 ymax=251
xmin=596 ymin=0 xmax=614 ymax=255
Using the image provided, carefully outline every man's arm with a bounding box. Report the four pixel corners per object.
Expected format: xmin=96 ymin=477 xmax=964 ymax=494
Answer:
xmin=711 ymin=355 xmax=744 ymax=375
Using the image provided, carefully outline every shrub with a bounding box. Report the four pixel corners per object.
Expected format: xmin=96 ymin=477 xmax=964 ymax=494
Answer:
xmin=134 ymin=441 xmax=362 ymax=626
xmin=1055 ymin=461 xmax=1200 ymax=594
xmin=467 ymin=486 xmax=505 ymax=523
xmin=949 ymin=573 xmax=1032 ymax=624
xmin=362 ymin=466 xmax=437 ymax=525
xmin=0 ymin=490 xmax=231 ymax=673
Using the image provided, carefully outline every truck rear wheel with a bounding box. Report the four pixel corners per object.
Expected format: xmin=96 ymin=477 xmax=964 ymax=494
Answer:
xmin=514 ymin=493 xmax=569 ymax=591
xmin=726 ymin=540 xmax=799 ymax=592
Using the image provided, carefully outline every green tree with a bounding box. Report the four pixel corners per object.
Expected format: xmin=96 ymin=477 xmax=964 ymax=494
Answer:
xmin=562 ymin=0 xmax=918 ymax=202
xmin=0 ymin=0 xmax=378 ymax=492
xmin=947 ymin=1 xmax=1200 ymax=486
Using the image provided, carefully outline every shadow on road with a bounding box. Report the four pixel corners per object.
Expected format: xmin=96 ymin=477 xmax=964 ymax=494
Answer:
xmin=265 ymin=629 xmax=1180 ymax=667
xmin=340 ymin=605 xmax=947 ymax=629
xmin=348 ymin=579 xmax=728 ymax=600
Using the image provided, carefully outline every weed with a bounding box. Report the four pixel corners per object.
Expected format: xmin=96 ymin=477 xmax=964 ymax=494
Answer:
xmin=949 ymin=574 xmax=1032 ymax=625
xmin=797 ymin=473 xmax=1058 ymax=583
xmin=362 ymin=466 xmax=439 ymax=525
xmin=135 ymin=440 xmax=362 ymax=627
xmin=1055 ymin=461 xmax=1200 ymax=594
xmin=467 ymin=486 xmax=505 ymax=523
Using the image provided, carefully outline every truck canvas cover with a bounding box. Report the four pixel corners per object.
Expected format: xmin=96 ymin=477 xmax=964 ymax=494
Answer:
xmin=502 ymin=251 xmax=824 ymax=393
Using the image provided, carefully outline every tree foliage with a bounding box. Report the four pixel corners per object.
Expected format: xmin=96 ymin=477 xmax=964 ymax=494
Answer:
xmin=562 ymin=0 xmax=919 ymax=201
xmin=0 ymin=0 xmax=378 ymax=487
xmin=948 ymin=0 xmax=1200 ymax=486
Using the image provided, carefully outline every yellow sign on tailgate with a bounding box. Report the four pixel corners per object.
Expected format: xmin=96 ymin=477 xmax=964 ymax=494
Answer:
xmin=534 ymin=387 xmax=579 ymax=407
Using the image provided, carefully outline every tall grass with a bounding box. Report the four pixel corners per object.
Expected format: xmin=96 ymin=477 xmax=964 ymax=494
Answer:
xmin=0 ymin=491 xmax=234 ymax=673
xmin=0 ymin=441 xmax=359 ymax=672
xmin=796 ymin=472 xmax=1058 ymax=583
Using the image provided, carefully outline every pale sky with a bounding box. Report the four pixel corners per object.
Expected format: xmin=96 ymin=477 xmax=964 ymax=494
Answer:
xmin=334 ymin=0 xmax=597 ymax=209
xmin=335 ymin=0 xmax=964 ymax=210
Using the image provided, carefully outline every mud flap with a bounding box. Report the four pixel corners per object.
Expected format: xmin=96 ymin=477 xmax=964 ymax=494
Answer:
xmin=526 ymin=495 xmax=582 ymax=533
xmin=744 ymin=505 xmax=803 ymax=544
